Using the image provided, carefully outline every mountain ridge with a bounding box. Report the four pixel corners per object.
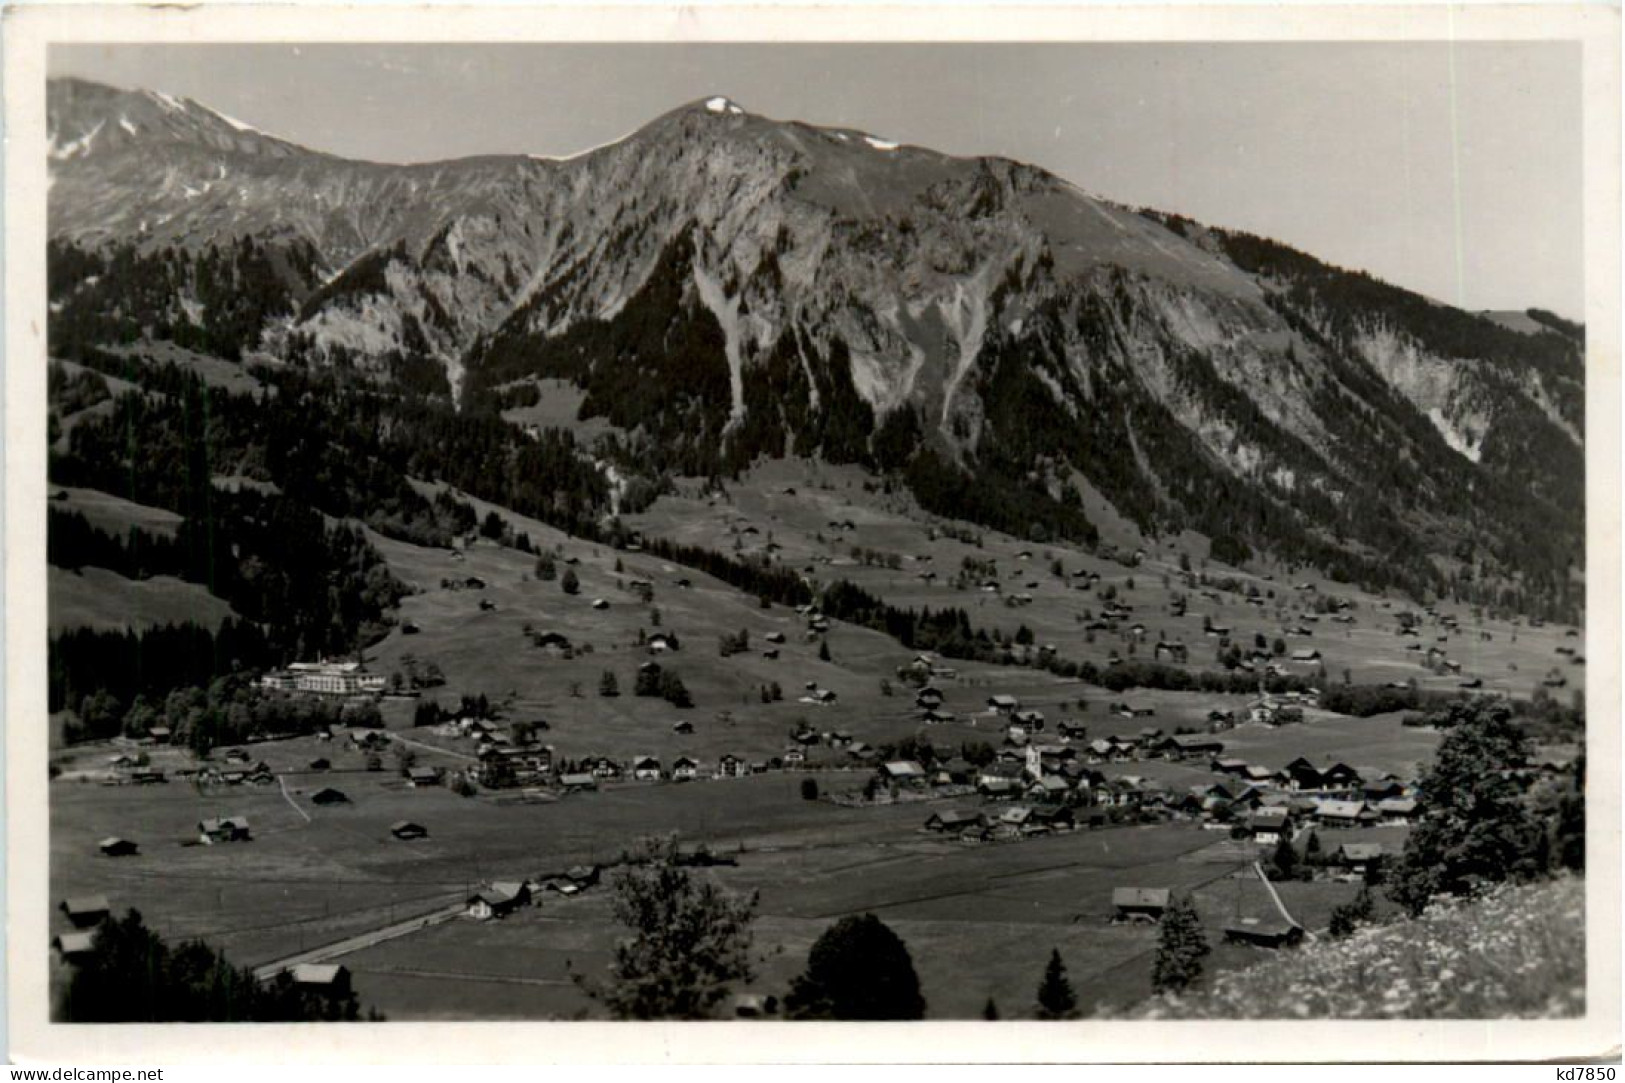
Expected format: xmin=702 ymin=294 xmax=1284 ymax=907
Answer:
xmin=45 ymin=76 xmax=1585 ymax=620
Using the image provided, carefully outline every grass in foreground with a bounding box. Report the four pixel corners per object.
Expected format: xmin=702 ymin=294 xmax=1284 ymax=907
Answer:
xmin=1132 ymin=876 xmax=1584 ymax=1020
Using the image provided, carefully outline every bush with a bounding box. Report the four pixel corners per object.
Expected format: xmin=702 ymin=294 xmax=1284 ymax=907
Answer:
xmin=800 ymin=779 xmax=819 ymax=801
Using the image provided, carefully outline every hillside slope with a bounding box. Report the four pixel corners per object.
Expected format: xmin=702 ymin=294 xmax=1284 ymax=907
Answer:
xmin=1132 ymin=876 xmax=1585 ymax=1020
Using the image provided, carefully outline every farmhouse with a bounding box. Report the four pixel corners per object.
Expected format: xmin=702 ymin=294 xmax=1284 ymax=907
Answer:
xmin=672 ymin=756 xmax=700 ymax=780
xmin=310 ymin=787 xmax=350 ymax=806
xmin=288 ymin=964 xmax=353 ymax=996
xmin=1246 ymin=807 xmax=1293 ymax=845
xmin=1282 ymin=757 xmax=1324 ymax=791
xmin=408 ymin=766 xmax=444 ymax=788
xmin=559 ymin=772 xmax=598 ymax=792
xmin=391 ymin=821 xmax=429 ymax=840
xmin=60 ymin=895 xmax=111 ymax=928
xmin=1376 ymin=797 xmax=1421 ymax=823
xmin=921 ymin=707 xmax=955 ymax=724
xmin=1057 ymin=720 xmax=1090 ymax=741
xmin=924 ymin=809 xmax=984 ymax=833
xmin=198 ymin=817 xmax=251 ymax=844
xmin=671 ymin=720 xmax=695 ymax=735
xmin=1112 ymin=888 xmax=1170 ymax=923
xmin=647 ymin=633 xmax=679 ymax=653
xmin=1224 ymin=919 xmax=1305 ymax=948
xmin=591 ymin=757 xmax=624 ymax=780
xmin=987 ymin=694 xmax=1020 ymax=715
xmin=915 ymin=688 xmax=945 ymax=709
xmin=1334 ymin=842 xmax=1385 ymax=872
xmin=467 ymin=882 xmax=531 ymax=921
xmin=1164 ymin=734 xmax=1224 ymax=761
xmin=1313 ymin=800 xmax=1374 ymax=828
xmin=98 ymin=837 xmax=138 ymax=857
xmin=880 ymin=761 xmax=928 ymax=784
xmin=631 ymin=756 xmax=662 ymax=781
xmin=53 ymin=931 xmax=98 ymax=961
xmin=717 ymin=754 xmax=747 ymax=779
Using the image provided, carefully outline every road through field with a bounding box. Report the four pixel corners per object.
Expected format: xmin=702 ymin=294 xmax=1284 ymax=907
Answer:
xmin=251 ymin=897 xmax=466 ymax=982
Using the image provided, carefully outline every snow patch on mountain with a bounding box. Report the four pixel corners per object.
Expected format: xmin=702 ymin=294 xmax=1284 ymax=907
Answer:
xmin=864 ymin=136 xmax=899 ymax=151
xmin=691 ymin=261 xmax=747 ymax=429
xmin=50 ymin=120 xmax=103 ymax=161
xmin=938 ymin=261 xmax=998 ymax=428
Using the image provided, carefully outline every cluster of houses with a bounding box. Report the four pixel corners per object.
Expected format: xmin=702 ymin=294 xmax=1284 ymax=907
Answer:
xmin=258 ymin=660 xmax=387 ymax=698
xmin=463 ymin=865 xmax=601 ymax=920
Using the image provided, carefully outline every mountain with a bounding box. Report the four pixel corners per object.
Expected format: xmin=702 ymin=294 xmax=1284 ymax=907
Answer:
xmin=44 ymin=78 xmax=1585 ymax=618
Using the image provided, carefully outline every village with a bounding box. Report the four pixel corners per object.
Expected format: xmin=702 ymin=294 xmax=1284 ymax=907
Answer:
xmin=46 ymin=458 xmax=1586 ymax=1019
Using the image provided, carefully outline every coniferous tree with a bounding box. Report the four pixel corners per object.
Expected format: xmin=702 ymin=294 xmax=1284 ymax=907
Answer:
xmin=1035 ymin=948 xmax=1077 ymax=1019
xmin=1151 ymin=895 xmax=1210 ymax=995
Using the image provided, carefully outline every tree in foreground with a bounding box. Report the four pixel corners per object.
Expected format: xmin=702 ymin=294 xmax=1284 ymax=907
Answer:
xmin=1035 ymin=947 xmax=1078 ymax=1019
xmin=1151 ymin=895 xmax=1210 ymax=996
xmin=57 ymin=909 xmax=373 ymax=1022
xmin=1387 ymin=702 xmax=1548 ymax=916
xmin=982 ymin=996 xmax=1000 ymax=1020
xmin=581 ymin=835 xmax=759 ymax=1020
xmin=785 ymin=913 xmax=926 ymax=1020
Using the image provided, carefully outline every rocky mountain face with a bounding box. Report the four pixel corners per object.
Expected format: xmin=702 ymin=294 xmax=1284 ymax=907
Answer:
xmin=45 ymin=78 xmax=1585 ymax=616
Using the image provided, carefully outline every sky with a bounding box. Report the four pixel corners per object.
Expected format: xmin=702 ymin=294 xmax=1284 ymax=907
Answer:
xmin=50 ymin=42 xmax=1583 ymax=317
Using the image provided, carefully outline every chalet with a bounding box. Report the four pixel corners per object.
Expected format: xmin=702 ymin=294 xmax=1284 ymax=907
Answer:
xmin=987 ymin=694 xmax=1020 ymax=715
xmin=408 ymin=766 xmax=444 ymax=788
xmin=707 ymin=752 xmax=743 ymax=777
xmin=1165 ymin=734 xmax=1224 ymax=761
xmin=1057 ymin=720 xmax=1090 ymax=741
xmin=880 ymin=761 xmax=928 ymax=784
xmin=672 ymin=720 xmax=695 ymax=735
xmin=762 ymin=648 xmax=780 ymax=660
xmin=1320 ymin=763 xmax=1363 ymax=789
xmin=1334 ymin=842 xmax=1385 ymax=872
xmin=921 ymin=707 xmax=955 ymax=724
xmin=1313 ymin=800 xmax=1373 ymax=828
xmin=591 ymin=598 xmax=610 ymax=610
xmin=533 ymin=630 xmax=572 ymax=651
xmin=915 ymin=687 xmax=945 ymax=709
xmin=1212 ymin=757 xmax=1250 ymax=777
xmin=1224 ymin=919 xmax=1304 ymax=948
xmin=924 ymin=809 xmax=984 ymax=833
xmin=1013 ymin=709 xmax=1046 ymax=731
xmin=466 ymin=881 xmax=530 ymax=921
xmin=198 ymin=817 xmax=251 ymax=844
xmin=1119 ymin=702 xmax=1157 ymax=719
xmin=479 ymin=599 xmax=497 ymax=611
xmin=289 ymin=964 xmax=353 ymax=997
xmin=672 ymin=756 xmax=700 ymax=781
xmin=390 ymin=821 xmax=429 ymax=840
xmin=310 ymin=787 xmax=350 ymax=806
xmin=782 ymin=747 xmax=807 ymax=766
xmin=1246 ymin=807 xmax=1293 ymax=845
xmin=646 ymin=633 xmax=679 ymax=654
xmin=1026 ymin=776 xmax=1070 ymax=802
xmin=631 ymin=756 xmax=662 ymax=781
xmin=559 ymin=772 xmax=598 ymax=792
xmin=1282 ymin=758 xmax=1324 ymax=791
xmin=53 ymin=931 xmax=98 ymax=961
xmin=1153 ymin=642 xmax=1189 ymax=664
xmin=847 ymin=742 xmax=877 ymax=762
xmin=309 ymin=757 xmax=331 ymax=771
xmin=764 ymin=632 xmax=786 ymax=645
xmin=147 ymin=726 xmax=172 ymax=745
xmin=978 ymin=761 xmax=1025 ymax=794
xmin=803 ymin=688 xmax=838 ymax=706
xmin=1112 ymin=888 xmax=1170 ymax=923
xmin=1362 ymin=778 xmax=1407 ymax=802
xmin=98 ymin=837 xmax=138 ymax=858
xmin=591 ymin=757 xmax=625 ymax=780
xmin=60 ymin=895 xmax=111 ymax=928
xmin=1376 ymin=796 xmax=1421 ymax=823
xmin=1029 ymin=805 xmax=1075 ymax=831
